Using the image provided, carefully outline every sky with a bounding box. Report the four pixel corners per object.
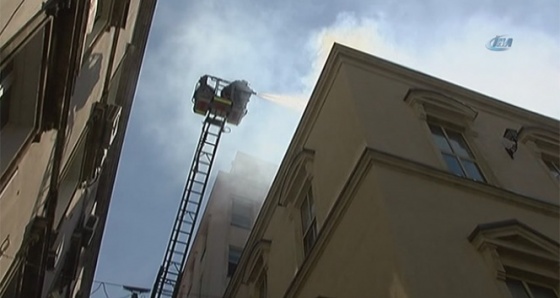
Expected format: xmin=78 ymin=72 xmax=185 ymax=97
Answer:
xmin=92 ymin=0 xmax=559 ymax=297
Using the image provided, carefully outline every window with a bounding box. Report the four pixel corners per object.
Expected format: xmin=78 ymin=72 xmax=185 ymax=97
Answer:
xmin=257 ymin=274 xmax=267 ymax=298
xmin=543 ymin=160 xmax=560 ymax=181
xmin=228 ymin=246 xmax=243 ymax=277
xmin=55 ymin=133 xmax=87 ymax=227
xmin=517 ymin=126 xmax=559 ymax=184
xmin=0 ymin=23 xmax=49 ymax=181
xmin=469 ymin=220 xmax=559 ymax=298
xmin=232 ymin=199 xmax=252 ymax=229
xmin=429 ymin=123 xmax=485 ymax=182
xmin=506 ymin=278 xmax=558 ymax=298
xmin=86 ymin=0 xmax=105 ymax=43
xmin=300 ymin=189 xmax=317 ymax=256
xmin=0 ymin=62 xmax=14 ymax=130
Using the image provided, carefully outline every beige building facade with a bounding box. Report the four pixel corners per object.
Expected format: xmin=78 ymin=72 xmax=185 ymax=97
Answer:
xmin=0 ymin=1 xmax=156 ymax=297
xmin=224 ymin=44 xmax=560 ymax=298
xmin=177 ymin=152 xmax=277 ymax=298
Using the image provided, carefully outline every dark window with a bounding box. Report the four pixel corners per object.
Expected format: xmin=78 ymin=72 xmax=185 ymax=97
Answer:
xmin=544 ymin=160 xmax=560 ymax=181
xmin=0 ymin=62 xmax=14 ymax=130
xmin=231 ymin=199 xmax=252 ymax=229
xmin=258 ymin=274 xmax=267 ymax=298
xmin=429 ymin=124 xmax=485 ymax=182
xmin=301 ymin=188 xmax=317 ymax=257
xmin=227 ymin=246 xmax=242 ymax=277
xmin=506 ymin=278 xmax=558 ymax=298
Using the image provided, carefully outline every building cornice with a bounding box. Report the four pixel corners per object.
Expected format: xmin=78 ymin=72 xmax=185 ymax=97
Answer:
xmin=369 ymin=148 xmax=559 ymax=216
xmin=334 ymin=44 xmax=559 ymax=129
xmin=282 ymin=147 xmax=559 ymax=297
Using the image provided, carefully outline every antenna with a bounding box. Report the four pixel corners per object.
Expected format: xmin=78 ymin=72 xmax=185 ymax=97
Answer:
xmin=123 ymin=285 xmax=150 ymax=298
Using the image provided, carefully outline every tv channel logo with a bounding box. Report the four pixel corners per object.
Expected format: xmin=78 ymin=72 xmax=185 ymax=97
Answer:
xmin=486 ymin=35 xmax=513 ymax=51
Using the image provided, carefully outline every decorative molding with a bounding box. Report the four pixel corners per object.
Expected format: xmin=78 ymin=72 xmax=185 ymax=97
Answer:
xmin=518 ymin=126 xmax=560 ymax=159
xmin=278 ymin=149 xmax=315 ymax=207
xmin=403 ymin=89 xmax=478 ymax=125
xmin=242 ymin=239 xmax=271 ymax=284
xmin=469 ymin=219 xmax=559 ymax=283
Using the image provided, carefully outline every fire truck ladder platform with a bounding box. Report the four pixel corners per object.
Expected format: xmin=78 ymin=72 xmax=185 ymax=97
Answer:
xmin=151 ymin=114 xmax=226 ymax=298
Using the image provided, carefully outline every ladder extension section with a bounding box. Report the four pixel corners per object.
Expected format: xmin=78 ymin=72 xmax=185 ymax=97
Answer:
xmin=151 ymin=115 xmax=226 ymax=298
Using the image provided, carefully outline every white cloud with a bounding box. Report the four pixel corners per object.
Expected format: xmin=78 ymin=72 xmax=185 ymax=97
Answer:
xmin=138 ymin=8 xmax=559 ymax=183
xmin=303 ymin=13 xmax=560 ymax=119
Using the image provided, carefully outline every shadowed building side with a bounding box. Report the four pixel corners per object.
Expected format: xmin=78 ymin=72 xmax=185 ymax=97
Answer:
xmin=0 ymin=0 xmax=156 ymax=297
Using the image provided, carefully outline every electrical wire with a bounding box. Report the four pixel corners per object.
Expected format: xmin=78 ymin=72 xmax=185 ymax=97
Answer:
xmin=101 ymin=282 xmax=110 ymax=298
xmin=90 ymin=282 xmax=103 ymax=296
xmin=0 ymin=0 xmax=25 ymax=38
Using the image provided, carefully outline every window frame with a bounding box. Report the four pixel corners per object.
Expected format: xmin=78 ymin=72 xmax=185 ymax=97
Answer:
xmin=257 ymin=273 xmax=268 ymax=298
xmin=542 ymin=159 xmax=560 ymax=181
xmin=0 ymin=16 xmax=52 ymax=190
xmin=227 ymin=246 xmax=243 ymax=278
xmin=55 ymin=129 xmax=89 ymax=229
xmin=505 ymin=276 xmax=559 ymax=298
xmin=84 ymin=0 xmax=114 ymax=48
xmin=300 ymin=187 xmax=317 ymax=257
xmin=517 ymin=126 xmax=560 ymax=185
xmin=427 ymin=122 xmax=486 ymax=182
xmin=231 ymin=198 xmax=253 ymax=230
xmin=0 ymin=61 xmax=14 ymax=130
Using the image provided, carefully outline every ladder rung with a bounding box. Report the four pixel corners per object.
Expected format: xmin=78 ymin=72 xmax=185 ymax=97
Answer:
xmin=174 ymin=229 xmax=190 ymax=235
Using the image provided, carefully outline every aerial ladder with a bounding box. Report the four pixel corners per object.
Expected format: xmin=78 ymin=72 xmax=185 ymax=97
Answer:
xmin=151 ymin=75 xmax=256 ymax=298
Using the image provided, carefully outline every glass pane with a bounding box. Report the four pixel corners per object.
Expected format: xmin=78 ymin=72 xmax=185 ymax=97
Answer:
xmin=429 ymin=125 xmax=453 ymax=152
xmin=228 ymin=246 xmax=242 ymax=262
xmin=446 ymin=130 xmax=473 ymax=158
xmin=461 ymin=159 xmax=485 ymax=182
xmin=303 ymin=222 xmax=317 ymax=256
xmin=301 ymin=197 xmax=310 ymax=230
xmin=442 ymin=154 xmax=465 ymax=177
xmin=545 ymin=161 xmax=560 ymax=180
xmin=506 ymin=279 xmax=531 ymax=298
xmin=528 ymin=283 xmax=558 ymax=298
xmin=232 ymin=200 xmax=252 ymax=229
xmin=308 ymin=192 xmax=316 ymax=219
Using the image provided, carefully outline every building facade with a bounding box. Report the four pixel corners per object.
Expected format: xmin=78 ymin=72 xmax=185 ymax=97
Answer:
xmin=224 ymin=44 xmax=560 ymax=298
xmin=176 ymin=152 xmax=277 ymax=298
xmin=0 ymin=0 xmax=156 ymax=297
